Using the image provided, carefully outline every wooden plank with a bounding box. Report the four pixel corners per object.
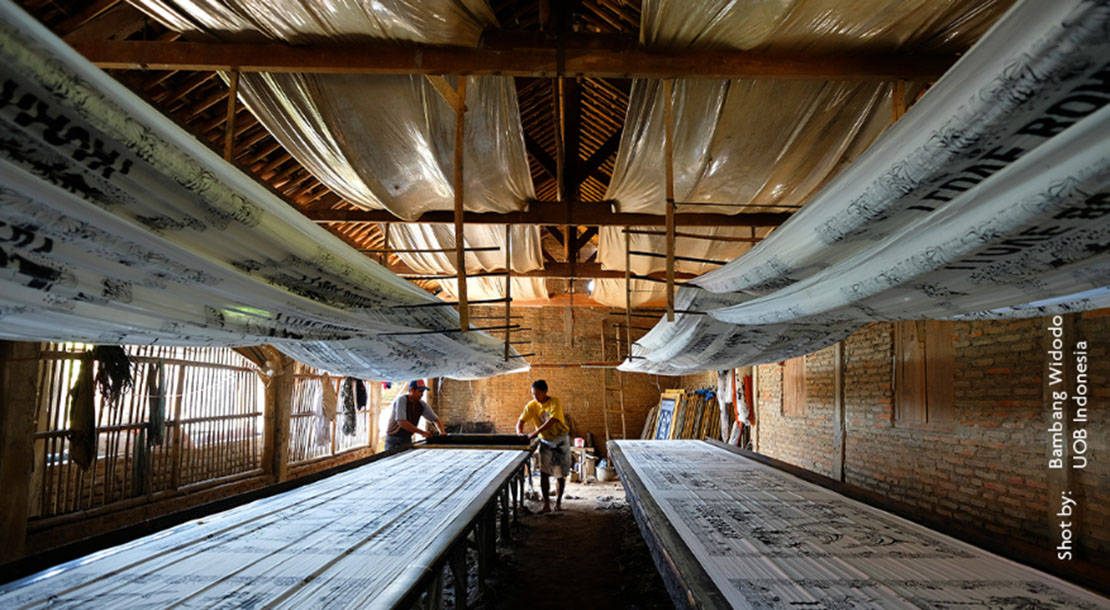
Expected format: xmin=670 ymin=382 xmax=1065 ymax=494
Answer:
xmin=0 ymin=341 xmax=41 ymax=564
xmin=924 ymin=320 xmax=955 ymax=425
xmin=70 ymin=40 xmax=957 ymax=80
xmin=62 ymin=2 xmax=146 ymax=42
xmin=609 ymin=443 xmax=731 ymax=610
xmin=308 ymin=204 xmax=790 ymax=227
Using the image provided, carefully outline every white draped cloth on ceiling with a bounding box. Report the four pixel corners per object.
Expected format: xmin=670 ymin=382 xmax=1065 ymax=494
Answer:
xmin=589 ymin=0 xmax=1014 ymax=307
xmin=0 ymin=2 xmax=527 ymax=380
xmin=128 ymin=0 xmax=549 ymax=302
xmin=619 ymin=0 xmax=1110 ymax=375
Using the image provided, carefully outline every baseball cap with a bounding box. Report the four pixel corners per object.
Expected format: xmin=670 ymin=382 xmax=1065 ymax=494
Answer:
xmin=408 ymin=380 xmax=430 ymax=391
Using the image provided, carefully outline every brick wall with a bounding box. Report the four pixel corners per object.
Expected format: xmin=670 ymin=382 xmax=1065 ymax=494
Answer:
xmin=754 ymin=314 xmax=1109 ymax=564
xmin=436 ymin=306 xmax=681 ymax=455
xmin=755 ymin=347 xmax=837 ymax=476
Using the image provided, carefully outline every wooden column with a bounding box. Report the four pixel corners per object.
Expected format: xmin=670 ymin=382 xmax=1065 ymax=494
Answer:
xmin=832 ymin=341 xmax=846 ymax=481
xmin=0 ymin=341 xmax=41 ymax=564
xmin=751 ymin=364 xmax=760 ymax=453
xmin=261 ymin=348 xmax=293 ymax=483
xmin=624 ymin=227 xmax=632 ymax=356
xmin=223 ymin=68 xmax=240 ymax=161
xmin=454 ymin=76 xmax=470 ymax=330
xmin=662 ymin=79 xmax=676 ymax=322
xmin=368 ymin=380 xmax=381 ymax=453
xmin=504 ymin=224 xmax=512 ymax=361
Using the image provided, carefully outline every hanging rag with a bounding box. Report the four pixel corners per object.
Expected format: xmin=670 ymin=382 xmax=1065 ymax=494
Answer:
xmin=67 ymin=353 xmax=96 ymax=470
xmin=91 ymin=345 xmax=132 ymax=406
xmin=147 ymin=359 xmax=166 ymax=446
xmin=340 ymin=377 xmax=358 ymax=436
xmin=355 ymin=378 xmax=367 ymax=409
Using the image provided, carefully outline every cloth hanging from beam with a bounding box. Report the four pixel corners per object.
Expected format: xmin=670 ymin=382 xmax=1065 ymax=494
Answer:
xmin=620 ymin=0 xmax=1110 ymax=376
xmin=0 ymin=2 xmax=526 ymax=380
xmin=128 ymin=0 xmax=549 ymax=303
xmin=591 ymin=0 xmax=1012 ymax=302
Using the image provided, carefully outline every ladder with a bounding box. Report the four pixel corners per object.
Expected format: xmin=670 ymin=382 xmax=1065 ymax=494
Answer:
xmin=601 ymin=320 xmax=627 ymax=444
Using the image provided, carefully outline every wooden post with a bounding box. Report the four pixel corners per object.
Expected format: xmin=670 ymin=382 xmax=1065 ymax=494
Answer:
xmin=662 ymin=79 xmax=676 ymax=322
xmin=169 ymin=363 xmax=187 ymax=490
xmin=0 ymin=341 xmax=41 ymax=564
xmin=624 ymin=227 xmax=632 ymax=356
xmin=449 ymin=543 xmax=468 ymax=610
xmin=832 ymin=341 xmax=845 ymax=481
xmin=368 ymin=380 xmax=381 ymax=453
xmin=261 ymin=348 xmax=293 ymax=483
xmin=504 ymin=224 xmax=512 ymax=361
xmin=454 ymin=76 xmax=469 ymax=330
xmin=751 ymin=364 xmax=760 ymax=453
xmin=223 ymin=68 xmax=240 ymax=161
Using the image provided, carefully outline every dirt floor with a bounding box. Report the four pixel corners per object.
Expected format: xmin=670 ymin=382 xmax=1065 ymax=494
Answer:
xmin=465 ymin=477 xmax=674 ymax=610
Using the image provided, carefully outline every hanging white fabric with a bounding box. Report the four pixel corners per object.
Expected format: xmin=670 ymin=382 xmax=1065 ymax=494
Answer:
xmin=0 ymin=3 xmax=526 ymax=381
xmin=128 ymin=0 xmax=548 ymax=301
xmin=620 ymin=0 xmax=1110 ymax=376
xmin=591 ymin=0 xmax=1010 ymax=299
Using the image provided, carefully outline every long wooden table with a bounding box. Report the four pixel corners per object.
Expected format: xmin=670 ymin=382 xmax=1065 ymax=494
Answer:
xmin=0 ymin=445 xmax=530 ymax=609
xmin=611 ymin=439 xmax=1109 ymax=610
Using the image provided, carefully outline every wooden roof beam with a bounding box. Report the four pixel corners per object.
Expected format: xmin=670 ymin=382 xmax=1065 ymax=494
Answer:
xmin=391 ymin=261 xmax=698 ymax=281
xmin=69 ymin=40 xmax=956 ymax=80
xmin=308 ymin=203 xmax=789 ymax=227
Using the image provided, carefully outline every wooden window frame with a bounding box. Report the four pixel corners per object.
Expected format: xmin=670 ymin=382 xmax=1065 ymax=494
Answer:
xmin=893 ymin=320 xmax=955 ymax=429
xmin=782 ymin=355 xmax=807 ymax=418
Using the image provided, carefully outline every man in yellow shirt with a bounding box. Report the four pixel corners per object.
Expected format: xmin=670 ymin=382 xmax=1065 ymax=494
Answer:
xmin=516 ymin=379 xmax=570 ymax=513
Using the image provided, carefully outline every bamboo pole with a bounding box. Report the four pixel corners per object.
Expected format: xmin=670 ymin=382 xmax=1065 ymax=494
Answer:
xmin=662 ymin=79 xmax=676 ymax=322
xmin=454 ymin=76 xmax=469 ymax=330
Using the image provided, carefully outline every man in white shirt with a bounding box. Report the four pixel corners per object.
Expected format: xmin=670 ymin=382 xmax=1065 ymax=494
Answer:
xmin=384 ymin=380 xmax=444 ymax=451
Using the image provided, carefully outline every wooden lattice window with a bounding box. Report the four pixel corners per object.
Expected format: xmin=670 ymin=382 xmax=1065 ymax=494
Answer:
xmin=783 ymin=356 xmax=807 ymax=418
xmin=894 ymin=320 xmax=955 ymax=427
